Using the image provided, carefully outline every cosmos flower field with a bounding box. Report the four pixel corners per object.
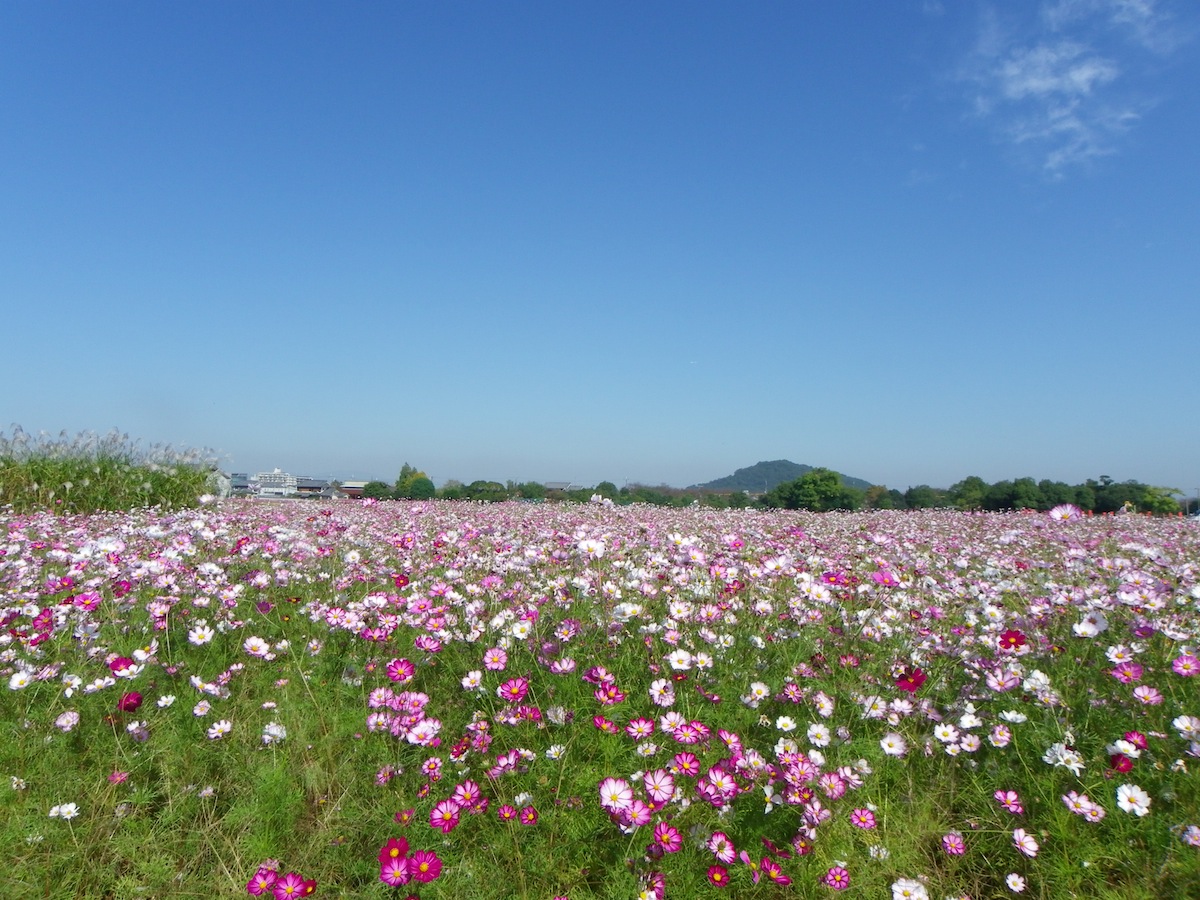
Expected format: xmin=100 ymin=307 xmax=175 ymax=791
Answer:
xmin=3 ymin=499 xmax=1198 ymax=899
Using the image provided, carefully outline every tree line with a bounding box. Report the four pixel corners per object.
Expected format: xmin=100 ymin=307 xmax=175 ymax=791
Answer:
xmin=360 ymin=464 xmax=1188 ymax=515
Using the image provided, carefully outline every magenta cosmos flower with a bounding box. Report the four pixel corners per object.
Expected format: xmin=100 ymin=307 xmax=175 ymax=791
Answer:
xmin=246 ymin=868 xmax=276 ymax=895
xmin=707 ymin=865 xmax=730 ymax=887
xmin=429 ymin=799 xmax=461 ymax=833
xmin=942 ymin=832 xmax=966 ymax=855
xmin=652 ymin=821 xmax=682 ymax=853
xmin=386 ymin=658 xmax=415 ymax=683
xmin=894 ymin=667 xmax=926 ymax=693
xmin=379 ymin=857 xmax=410 ymax=886
xmin=823 ymin=866 xmax=851 ymax=890
xmin=409 ymin=849 xmax=442 ymax=883
xmin=270 ymin=872 xmax=306 ymax=898
xmin=378 ymin=837 xmax=408 ymax=864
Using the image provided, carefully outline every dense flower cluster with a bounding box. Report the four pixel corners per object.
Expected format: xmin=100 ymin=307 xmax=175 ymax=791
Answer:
xmin=2 ymin=500 xmax=1198 ymax=896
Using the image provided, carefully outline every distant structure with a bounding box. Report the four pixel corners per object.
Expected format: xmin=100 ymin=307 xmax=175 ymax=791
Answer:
xmin=228 ymin=469 xmax=349 ymax=499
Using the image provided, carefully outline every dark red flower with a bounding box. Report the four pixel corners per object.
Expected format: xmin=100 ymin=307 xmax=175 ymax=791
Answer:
xmin=895 ymin=667 xmax=926 ymax=693
xmin=117 ymin=692 xmax=143 ymax=713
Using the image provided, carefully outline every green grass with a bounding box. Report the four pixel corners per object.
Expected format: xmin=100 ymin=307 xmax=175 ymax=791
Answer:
xmin=0 ymin=426 xmax=217 ymax=514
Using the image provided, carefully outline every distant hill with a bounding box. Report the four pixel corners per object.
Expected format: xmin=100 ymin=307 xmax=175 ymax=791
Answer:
xmin=692 ymin=460 xmax=874 ymax=493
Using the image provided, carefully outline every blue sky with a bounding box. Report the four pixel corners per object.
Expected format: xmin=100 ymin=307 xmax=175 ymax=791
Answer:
xmin=4 ymin=1 xmax=1198 ymax=492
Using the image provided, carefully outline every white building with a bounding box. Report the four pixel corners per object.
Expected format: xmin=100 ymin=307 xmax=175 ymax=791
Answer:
xmin=255 ymin=468 xmax=298 ymax=497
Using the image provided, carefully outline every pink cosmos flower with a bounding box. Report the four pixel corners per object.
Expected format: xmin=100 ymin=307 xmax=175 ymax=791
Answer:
xmin=378 ymin=837 xmax=408 ymax=864
xmin=823 ymin=865 xmax=851 ymax=890
xmin=942 ymin=831 xmax=965 ymax=855
xmin=1173 ymin=655 xmax=1200 ymax=676
xmin=643 ymin=769 xmax=675 ymax=804
xmin=708 ymin=831 xmax=736 ymax=864
xmin=379 ymin=857 xmax=410 ymax=886
xmin=850 ymin=808 xmax=876 ymax=829
xmin=622 ymin=799 xmax=653 ymax=827
xmin=409 ymin=849 xmax=442 ymax=882
xmin=652 ymin=821 xmax=682 ymax=853
xmin=1111 ymin=662 xmax=1143 ymax=683
xmin=519 ymin=805 xmax=538 ymax=825
xmin=386 ymin=658 xmax=415 ymax=683
xmin=497 ymin=677 xmax=529 ymax=703
xmin=483 ymin=648 xmax=507 ymax=671
xmin=1133 ymin=685 xmax=1163 ymax=705
xmin=1013 ymin=827 xmax=1039 ymax=857
xmin=672 ymin=752 xmax=700 ymax=776
xmin=894 ymin=667 xmax=926 ymax=693
xmin=271 ymin=872 xmax=305 ymax=898
xmin=995 ymin=790 xmax=1024 ymax=814
xmin=247 ymin=868 xmax=277 ymax=895
xmin=598 ymin=777 xmax=633 ymax=811
xmin=707 ymin=865 xmax=730 ymax=887
xmin=429 ymin=799 xmax=461 ymax=833
xmin=762 ymin=858 xmax=791 ymax=885
xmin=626 ymin=717 xmax=655 ymax=740
xmin=117 ymin=692 xmax=143 ymax=713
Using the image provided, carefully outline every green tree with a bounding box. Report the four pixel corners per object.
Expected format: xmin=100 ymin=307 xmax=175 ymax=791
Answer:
xmin=406 ymin=476 xmax=436 ymax=500
xmin=766 ymin=468 xmax=862 ymax=511
xmin=1037 ymin=480 xmax=1076 ymax=510
xmin=594 ymin=481 xmax=619 ymax=500
xmin=362 ymin=480 xmax=392 ymax=500
xmin=862 ymin=485 xmax=894 ymax=509
xmin=394 ymin=463 xmax=434 ymax=499
xmin=949 ymin=476 xmax=989 ymax=510
xmin=1010 ymin=477 xmax=1043 ymax=510
xmin=904 ymin=485 xmax=939 ymax=510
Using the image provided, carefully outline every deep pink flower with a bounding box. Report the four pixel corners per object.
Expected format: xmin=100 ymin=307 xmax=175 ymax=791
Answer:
xmin=762 ymin=858 xmax=791 ymax=885
xmin=379 ymin=856 xmax=410 ymax=886
xmin=942 ymin=832 xmax=966 ymax=855
xmin=378 ymin=837 xmax=408 ymax=864
xmin=1173 ymin=655 xmax=1200 ymax=676
xmin=652 ymin=821 xmax=682 ymax=853
xmin=247 ymin=868 xmax=277 ymax=895
xmin=271 ymin=872 xmax=305 ymax=898
xmin=849 ymin=808 xmax=876 ymax=829
xmin=823 ymin=865 xmax=850 ymax=890
xmin=429 ymin=799 xmax=461 ymax=833
xmin=519 ymin=805 xmax=538 ymax=825
xmin=998 ymin=629 xmax=1027 ymax=652
xmin=497 ymin=676 xmax=528 ymax=703
xmin=995 ymin=789 xmax=1024 ymax=814
xmin=894 ymin=667 xmax=926 ymax=693
xmin=117 ymin=692 xmax=143 ymax=713
xmin=707 ymin=865 xmax=730 ymax=887
xmin=409 ymin=849 xmax=442 ymax=883
xmin=386 ymin=658 xmax=415 ymax=683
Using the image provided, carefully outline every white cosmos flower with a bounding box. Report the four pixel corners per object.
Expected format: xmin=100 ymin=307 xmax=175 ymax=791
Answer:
xmin=666 ymin=650 xmax=693 ymax=671
xmin=188 ymin=623 xmax=214 ymax=646
xmin=1116 ymin=783 xmax=1151 ymax=816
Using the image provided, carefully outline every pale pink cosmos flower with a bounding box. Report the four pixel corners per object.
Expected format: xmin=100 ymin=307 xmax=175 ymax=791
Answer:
xmin=1013 ymin=827 xmax=1039 ymax=857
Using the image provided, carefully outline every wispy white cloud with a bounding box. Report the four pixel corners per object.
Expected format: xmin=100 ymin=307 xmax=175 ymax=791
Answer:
xmin=961 ymin=0 xmax=1189 ymax=176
